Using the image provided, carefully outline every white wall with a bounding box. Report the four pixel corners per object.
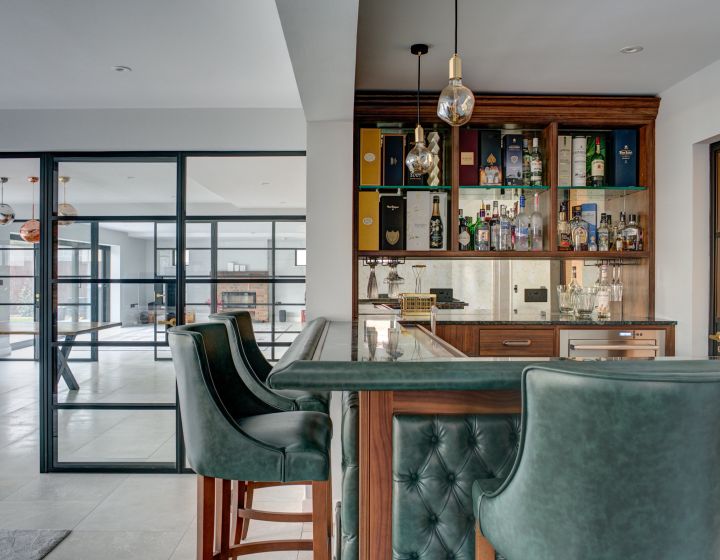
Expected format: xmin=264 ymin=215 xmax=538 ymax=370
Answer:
xmin=305 ymin=121 xmax=353 ymax=321
xmin=656 ymin=58 xmax=720 ymax=357
xmin=0 ymin=108 xmax=305 ymax=151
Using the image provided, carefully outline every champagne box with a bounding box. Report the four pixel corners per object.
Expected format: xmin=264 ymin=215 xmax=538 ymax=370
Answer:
xmin=357 ymin=191 xmax=380 ymax=251
xmin=571 ymin=137 xmax=587 ymax=186
xmin=382 ymin=134 xmax=405 ymax=186
xmin=459 ymin=129 xmax=479 ymax=185
xmin=503 ymin=134 xmax=524 ymax=186
xmin=479 ymin=131 xmax=503 ymax=186
xmin=406 ymin=191 xmax=431 ymax=250
xmin=558 ymin=135 xmax=572 ymax=186
xmin=380 ymin=195 xmax=405 ymax=250
xmin=405 ymin=133 xmax=425 ymax=185
xmin=359 ymin=128 xmax=382 ymax=186
xmin=611 ymin=129 xmax=638 ymax=187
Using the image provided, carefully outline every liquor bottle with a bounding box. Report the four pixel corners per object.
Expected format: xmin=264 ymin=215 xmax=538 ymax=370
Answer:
xmin=530 ymin=137 xmax=543 ymax=186
xmin=514 ymin=195 xmax=530 ymax=251
xmin=615 ymin=212 xmax=626 ymax=251
xmin=509 ymin=207 xmax=516 ymax=249
xmin=590 ymin=136 xmax=605 ymax=187
xmin=458 ymin=209 xmax=472 ymax=251
xmin=557 ymin=202 xmax=572 ymax=251
xmin=490 ymin=201 xmax=500 ymax=251
xmin=606 ymin=215 xmax=615 ymax=249
xmin=475 ymin=210 xmax=490 ymax=251
xmin=595 ymin=264 xmax=612 ymax=318
xmin=570 ymin=209 xmax=589 ymax=251
xmin=530 ymin=192 xmax=543 ymax=251
xmin=568 ymin=265 xmax=581 ymax=294
xmin=624 ymin=214 xmax=640 ymax=251
xmin=429 ymin=195 xmax=444 ymax=249
xmin=522 ymin=138 xmax=531 ymax=186
xmin=499 ymin=205 xmax=512 ymax=251
xmin=597 ymin=213 xmax=610 ymax=251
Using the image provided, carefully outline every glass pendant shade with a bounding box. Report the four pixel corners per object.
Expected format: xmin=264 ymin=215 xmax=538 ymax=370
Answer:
xmin=437 ymin=54 xmax=475 ymax=126
xmin=405 ymin=125 xmax=434 ymax=174
xmin=20 ymin=219 xmax=40 ymax=243
xmin=0 ymin=178 xmax=14 ymax=225
xmin=58 ymin=203 xmax=78 ymax=226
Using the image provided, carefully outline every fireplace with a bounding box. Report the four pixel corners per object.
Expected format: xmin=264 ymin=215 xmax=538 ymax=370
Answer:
xmin=221 ymin=291 xmax=256 ymax=308
xmin=216 ymin=272 xmax=270 ymax=322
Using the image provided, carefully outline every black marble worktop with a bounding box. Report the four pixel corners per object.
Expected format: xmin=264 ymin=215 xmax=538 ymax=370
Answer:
xmin=400 ymin=311 xmax=677 ymax=327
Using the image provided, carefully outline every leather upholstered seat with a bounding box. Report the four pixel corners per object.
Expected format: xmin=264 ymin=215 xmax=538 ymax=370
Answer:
xmin=168 ymin=322 xmax=332 ymax=559
xmin=473 ymin=361 xmax=720 ymax=560
xmin=209 ymin=310 xmax=329 ymax=414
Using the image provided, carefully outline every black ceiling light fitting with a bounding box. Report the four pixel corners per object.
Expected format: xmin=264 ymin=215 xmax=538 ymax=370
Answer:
xmin=405 ymin=43 xmax=434 ymax=175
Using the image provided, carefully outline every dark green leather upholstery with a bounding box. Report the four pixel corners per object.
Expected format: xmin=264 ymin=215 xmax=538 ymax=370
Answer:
xmin=168 ymin=322 xmax=331 ymax=482
xmin=341 ymin=392 xmax=359 ymax=560
xmin=393 ymin=415 xmax=519 ymax=560
xmin=210 ymin=310 xmax=329 ymax=413
xmin=474 ymin=361 xmax=720 ymax=560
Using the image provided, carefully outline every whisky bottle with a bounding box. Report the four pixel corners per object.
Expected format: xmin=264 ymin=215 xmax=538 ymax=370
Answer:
xmin=458 ymin=209 xmax=471 ymax=251
xmin=530 ymin=137 xmax=543 ymax=186
xmin=474 ymin=210 xmax=490 ymax=251
xmin=590 ymin=136 xmax=605 ymax=187
xmin=522 ymin=138 xmax=531 ymax=186
xmin=624 ymin=214 xmax=639 ymax=251
xmin=530 ymin=192 xmax=543 ymax=251
xmin=597 ymin=213 xmax=610 ymax=251
xmin=514 ymin=195 xmax=530 ymax=251
xmin=429 ymin=195 xmax=444 ymax=249
xmin=557 ymin=202 xmax=572 ymax=251
xmin=570 ymin=209 xmax=589 ymax=251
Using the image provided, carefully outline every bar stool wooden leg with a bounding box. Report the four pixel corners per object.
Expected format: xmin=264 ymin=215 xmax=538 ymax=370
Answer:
xmin=219 ymin=479 xmax=232 ymax=560
xmin=197 ymin=475 xmax=215 ymax=560
xmin=312 ymin=480 xmax=331 ymax=560
xmin=475 ymin=524 xmax=495 ymax=560
xmin=240 ymin=481 xmax=255 ymax=540
xmin=232 ymin=481 xmax=247 ymax=546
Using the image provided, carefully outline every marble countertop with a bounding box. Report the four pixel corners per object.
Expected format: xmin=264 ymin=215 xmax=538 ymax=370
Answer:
xmin=400 ymin=311 xmax=677 ymax=326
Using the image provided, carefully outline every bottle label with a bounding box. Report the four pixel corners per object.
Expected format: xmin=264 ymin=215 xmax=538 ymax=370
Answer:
xmin=592 ymin=160 xmax=605 ymax=177
xmin=459 ymin=231 xmax=471 ymax=246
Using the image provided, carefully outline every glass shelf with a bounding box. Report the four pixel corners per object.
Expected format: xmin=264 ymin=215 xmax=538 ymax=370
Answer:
xmin=460 ymin=185 xmax=550 ymax=190
xmin=358 ymin=185 xmax=452 ymax=191
xmin=558 ymin=186 xmax=646 ymax=191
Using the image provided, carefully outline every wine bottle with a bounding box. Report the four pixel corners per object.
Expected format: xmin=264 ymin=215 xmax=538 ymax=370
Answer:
xmin=429 ymin=195 xmax=444 ymax=249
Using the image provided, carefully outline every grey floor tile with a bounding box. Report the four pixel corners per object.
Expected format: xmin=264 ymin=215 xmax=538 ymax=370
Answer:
xmin=47 ymin=530 xmax=184 ymax=560
xmin=0 ymin=500 xmax=97 ymax=530
xmin=4 ymin=473 xmax=127 ymax=502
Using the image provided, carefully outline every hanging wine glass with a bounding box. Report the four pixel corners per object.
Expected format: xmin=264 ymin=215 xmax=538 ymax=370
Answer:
xmin=412 ymin=264 xmax=426 ymax=293
xmin=367 ymin=261 xmax=379 ymax=299
xmin=0 ymin=177 xmax=15 ymax=226
xmin=20 ymin=176 xmax=40 ymax=244
xmin=57 ymin=176 xmax=77 ymax=226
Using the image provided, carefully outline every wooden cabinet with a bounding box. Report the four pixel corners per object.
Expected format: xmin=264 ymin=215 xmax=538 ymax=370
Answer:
xmin=434 ymin=324 xmax=481 ymax=357
xmin=478 ymin=329 xmax=555 ymax=357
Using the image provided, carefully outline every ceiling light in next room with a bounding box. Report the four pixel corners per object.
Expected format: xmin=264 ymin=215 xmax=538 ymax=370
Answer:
xmin=620 ymin=46 xmax=644 ymax=54
xmin=113 ymin=65 xmax=133 ymax=72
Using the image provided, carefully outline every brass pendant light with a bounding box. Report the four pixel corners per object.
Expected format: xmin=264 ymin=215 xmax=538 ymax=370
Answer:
xmin=19 ymin=176 xmax=40 ymax=244
xmin=405 ymin=43 xmax=433 ymax=175
xmin=437 ymin=0 xmax=475 ymax=126
xmin=0 ymin=177 xmax=15 ymax=226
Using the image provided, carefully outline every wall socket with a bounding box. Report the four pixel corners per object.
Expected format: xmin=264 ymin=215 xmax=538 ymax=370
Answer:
xmin=524 ymin=287 xmax=548 ymax=303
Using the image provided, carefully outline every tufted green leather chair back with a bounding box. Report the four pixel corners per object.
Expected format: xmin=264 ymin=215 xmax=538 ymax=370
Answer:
xmin=476 ymin=361 xmax=720 ymax=560
xmin=393 ymin=415 xmax=520 ymax=560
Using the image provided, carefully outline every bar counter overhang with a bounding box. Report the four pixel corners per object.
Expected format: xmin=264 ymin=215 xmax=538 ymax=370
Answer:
xmin=268 ymin=317 xmax=713 ymax=560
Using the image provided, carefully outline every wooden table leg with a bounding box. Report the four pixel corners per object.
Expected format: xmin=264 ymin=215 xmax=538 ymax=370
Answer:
xmin=57 ymin=335 xmax=80 ymax=391
xmin=475 ymin=524 xmax=495 ymax=560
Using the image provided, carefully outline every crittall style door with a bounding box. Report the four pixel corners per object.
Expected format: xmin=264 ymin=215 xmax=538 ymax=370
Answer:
xmin=710 ymin=143 xmax=720 ymax=356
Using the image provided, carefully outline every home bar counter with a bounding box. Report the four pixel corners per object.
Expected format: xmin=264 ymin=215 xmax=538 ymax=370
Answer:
xmin=269 ymin=315 xmax=680 ymax=560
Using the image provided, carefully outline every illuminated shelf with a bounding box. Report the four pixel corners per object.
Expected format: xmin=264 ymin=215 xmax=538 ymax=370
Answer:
xmin=558 ymin=186 xmax=646 ymax=191
xmin=357 ymin=185 xmax=451 ymax=191
xmin=460 ymin=185 xmax=550 ymax=190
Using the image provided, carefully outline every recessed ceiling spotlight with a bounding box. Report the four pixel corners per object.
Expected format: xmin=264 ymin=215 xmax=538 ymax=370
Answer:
xmin=113 ymin=65 xmax=133 ymax=72
xmin=261 ymin=181 xmax=271 ymax=186
xmin=620 ymin=46 xmax=644 ymax=54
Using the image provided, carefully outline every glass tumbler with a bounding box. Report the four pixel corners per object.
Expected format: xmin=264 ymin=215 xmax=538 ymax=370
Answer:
xmin=573 ymin=287 xmax=597 ymax=318
xmin=557 ymin=285 xmax=575 ymax=314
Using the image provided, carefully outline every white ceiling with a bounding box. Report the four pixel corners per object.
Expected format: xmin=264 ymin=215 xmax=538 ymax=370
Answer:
xmin=356 ymin=0 xmax=720 ymax=95
xmin=0 ymin=0 xmax=301 ymax=109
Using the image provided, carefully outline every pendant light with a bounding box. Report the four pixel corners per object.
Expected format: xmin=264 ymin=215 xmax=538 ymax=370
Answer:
xmin=58 ymin=176 xmax=77 ymax=225
xmin=405 ymin=43 xmax=433 ymax=175
xmin=437 ymin=0 xmax=475 ymax=126
xmin=0 ymin=177 xmax=15 ymax=225
xmin=20 ymin=176 xmax=40 ymax=244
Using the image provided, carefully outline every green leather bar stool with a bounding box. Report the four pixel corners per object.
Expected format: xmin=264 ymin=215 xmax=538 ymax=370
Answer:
xmin=209 ymin=311 xmax=329 ymax=414
xmin=209 ymin=310 xmax=330 ymax=542
xmin=473 ymin=361 xmax=720 ymax=560
xmin=169 ymin=322 xmax=332 ymax=560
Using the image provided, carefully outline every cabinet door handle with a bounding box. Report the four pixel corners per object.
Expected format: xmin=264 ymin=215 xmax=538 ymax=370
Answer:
xmin=502 ymin=340 xmax=532 ymax=347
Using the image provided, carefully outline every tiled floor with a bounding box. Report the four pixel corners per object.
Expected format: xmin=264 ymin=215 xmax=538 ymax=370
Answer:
xmin=0 ymin=359 xmax=317 ymax=559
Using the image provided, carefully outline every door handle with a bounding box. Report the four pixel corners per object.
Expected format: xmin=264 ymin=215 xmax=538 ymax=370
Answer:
xmin=570 ymin=344 xmax=659 ymax=351
xmin=502 ymin=340 xmax=532 ymax=347
xmin=709 ymin=332 xmax=720 ymax=342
